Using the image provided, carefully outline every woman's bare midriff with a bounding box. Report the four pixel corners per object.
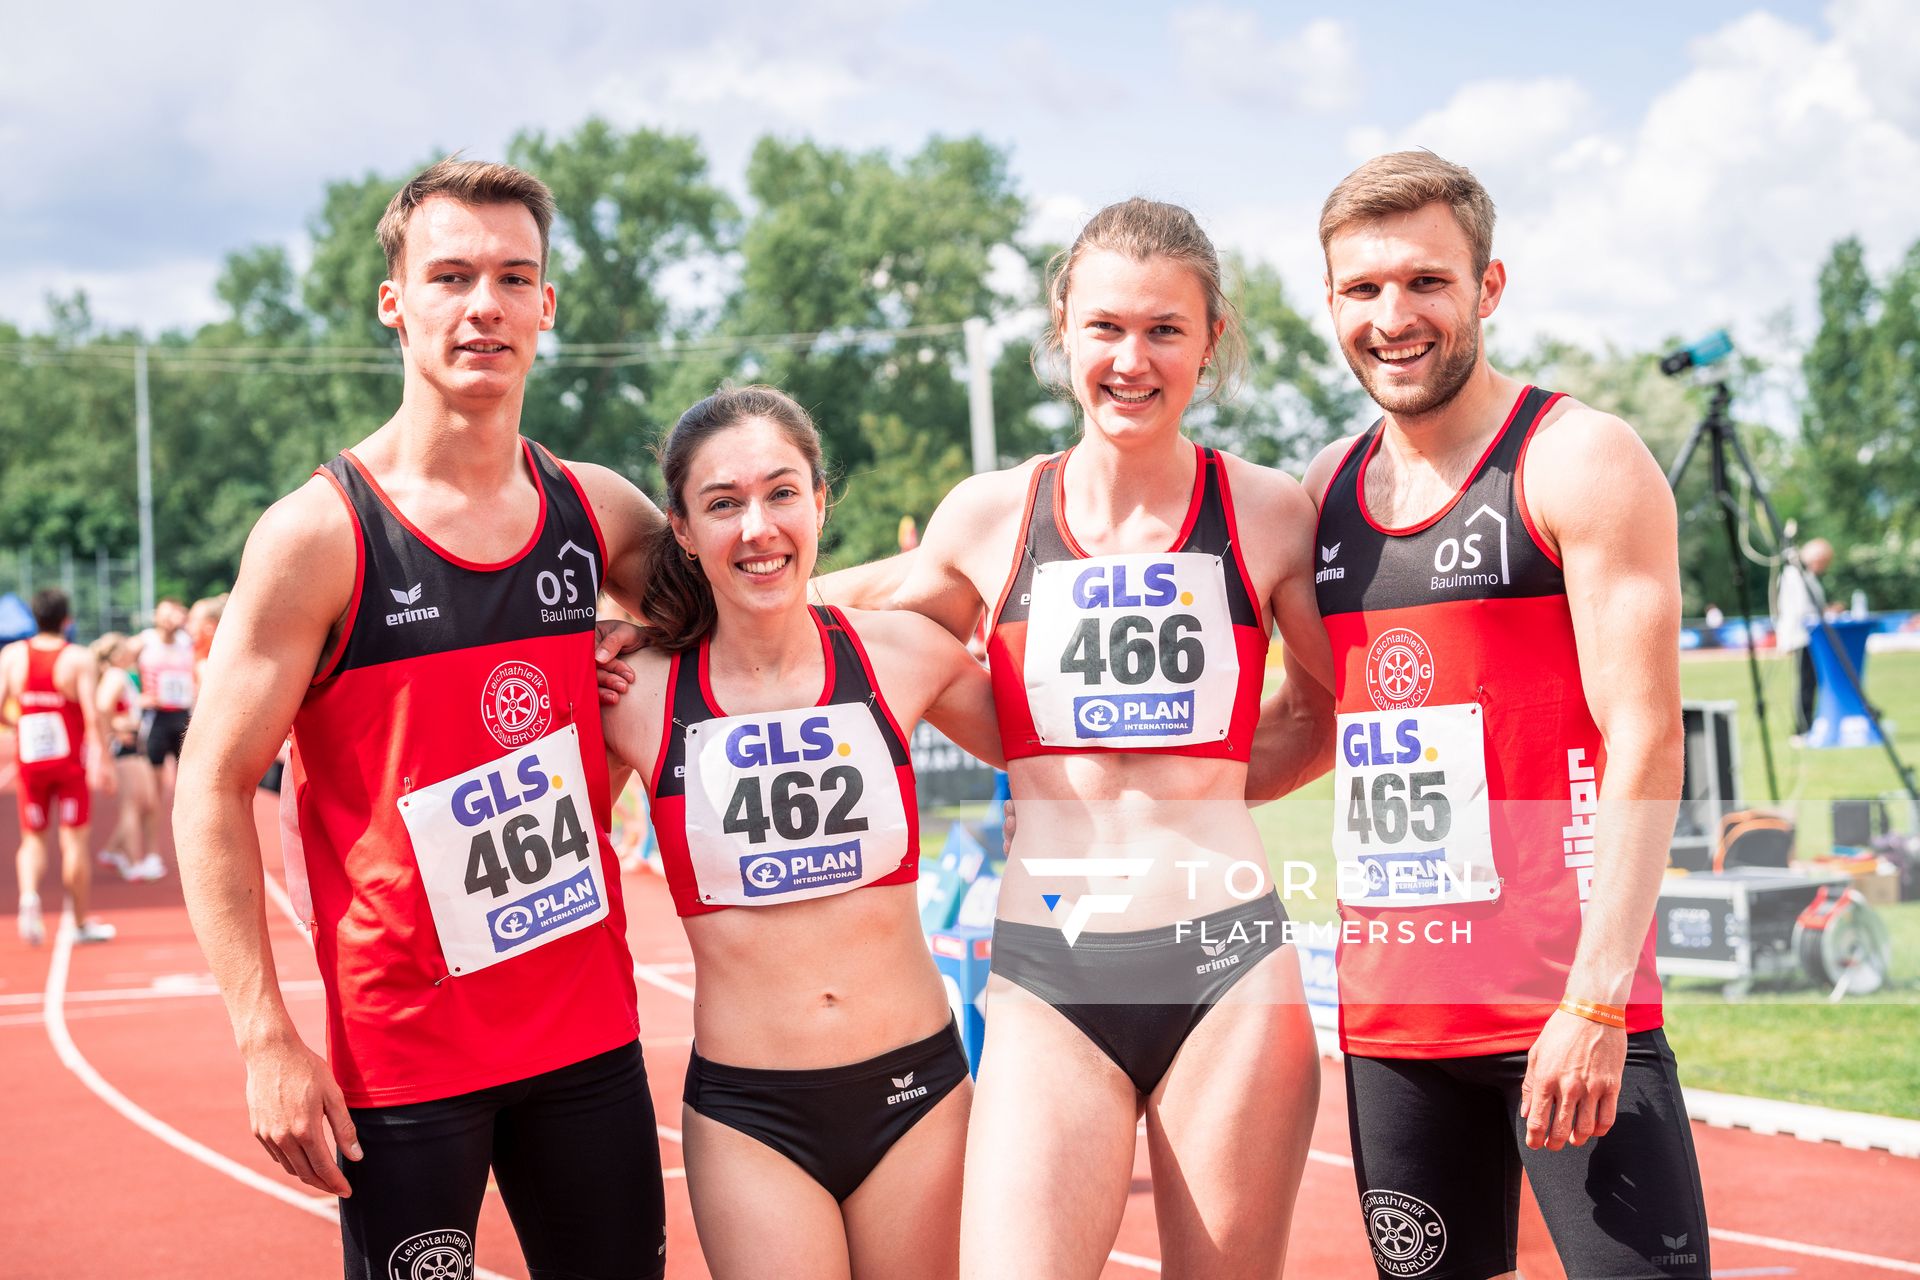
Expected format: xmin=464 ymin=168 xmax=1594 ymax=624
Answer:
xmin=681 ymin=883 xmax=952 ymax=1069
xmin=999 ymin=751 xmax=1268 ymax=929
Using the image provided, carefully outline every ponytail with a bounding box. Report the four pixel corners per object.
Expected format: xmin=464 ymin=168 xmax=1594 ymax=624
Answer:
xmin=636 ymin=519 xmax=717 ymax=654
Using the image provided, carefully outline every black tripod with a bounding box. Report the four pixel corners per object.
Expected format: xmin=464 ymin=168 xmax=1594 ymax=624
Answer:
xmin=1667 ymin=380 xmax=1919 ymax=815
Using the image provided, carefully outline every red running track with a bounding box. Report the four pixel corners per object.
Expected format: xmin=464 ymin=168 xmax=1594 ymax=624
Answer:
xmin=2 ymin=783 xmax=1918 ymax=1278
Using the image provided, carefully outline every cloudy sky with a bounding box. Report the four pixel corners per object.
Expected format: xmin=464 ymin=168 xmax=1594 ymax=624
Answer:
xmin=7 ymin=0 xmax=1917 ymax=367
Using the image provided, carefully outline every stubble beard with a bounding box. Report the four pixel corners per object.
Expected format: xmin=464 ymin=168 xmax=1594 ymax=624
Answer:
xmin=1345 ymin=322 xmax=1482 ymax=420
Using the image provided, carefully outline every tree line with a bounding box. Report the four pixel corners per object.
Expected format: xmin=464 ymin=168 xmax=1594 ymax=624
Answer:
xmin=0 ymin=119 xmax=1912 ymax=617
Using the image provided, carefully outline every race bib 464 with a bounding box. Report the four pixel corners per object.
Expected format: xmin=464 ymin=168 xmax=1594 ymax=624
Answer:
xmin=397 ymin=724 xmax=608 ymax=976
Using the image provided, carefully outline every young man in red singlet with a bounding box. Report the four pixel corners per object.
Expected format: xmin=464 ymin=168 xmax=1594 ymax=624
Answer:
xmin=1 ymin=589 xmax=116 ymax=945
xmin=176 ymin=159 xmax=669 ymax=1280
xmin=1278 ymin=151 xmax=1709 ymax=1280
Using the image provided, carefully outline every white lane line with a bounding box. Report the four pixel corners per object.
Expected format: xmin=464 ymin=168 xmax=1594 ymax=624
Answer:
xmin=633 ymin=961 xmax=696 ymax=1001
xmin=1713 ymin=1228 xmax=1920 ymax=1275
xmin=0 ymin=977 xmax=327 ymax=1008
xmin=43 ymin=925 xmax=514 ymax=1280
xmin=635 ymin=959 xmax=1163 ymax=1273
xmin=42 ymin=867 xmax=519 ymax=1279
xmin=1107 ymin=1250 xmax=1161 ymax=1273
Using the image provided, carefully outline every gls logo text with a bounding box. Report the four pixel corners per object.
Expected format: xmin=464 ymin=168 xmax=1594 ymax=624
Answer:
xmin=725 ymin=716 xmax=834 ymax=768
xmin=1071 ymin=561 xmax=1181 ymax=610
xmin=1021 ymin=857 xmax=1152 ymax=945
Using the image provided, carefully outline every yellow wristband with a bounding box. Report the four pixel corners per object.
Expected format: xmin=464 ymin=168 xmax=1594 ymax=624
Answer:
xmin=1558 ymin=998 xmax=1628 ymax=1029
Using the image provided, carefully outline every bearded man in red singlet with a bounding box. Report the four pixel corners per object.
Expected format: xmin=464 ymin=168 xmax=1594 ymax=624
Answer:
xmin=1277 ymin=151 xmax=1710 ymax=1280
xmin=176 ymin=159 xmax=669 ymax=1280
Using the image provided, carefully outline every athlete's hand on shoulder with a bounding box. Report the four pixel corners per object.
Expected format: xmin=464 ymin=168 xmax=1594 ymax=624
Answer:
xmin=244 ymin=1032 xmax=362 ymax=1196
xmin=594 ymin=619 xmax=648 ymax=705
xmin=1520 ymin=1010 xmax=1626 ymax=1151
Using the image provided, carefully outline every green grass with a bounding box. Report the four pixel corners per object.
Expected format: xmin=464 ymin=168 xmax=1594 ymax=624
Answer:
xmin=1248 ymin=648 xmax=1920 ymax=1118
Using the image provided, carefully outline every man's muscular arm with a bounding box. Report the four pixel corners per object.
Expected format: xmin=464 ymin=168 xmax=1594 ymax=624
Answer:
xmin=175 ymin=480 xmax=363 ymax=1195
xmin=1246 ymin=445 xmax=1347 ymax=804
xmin=1518 ymin=406 xmax=1683 ymax=1152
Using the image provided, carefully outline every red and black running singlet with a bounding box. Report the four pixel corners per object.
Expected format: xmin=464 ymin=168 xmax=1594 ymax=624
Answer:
xmin=1314 ymin=386 xmax=1662 ymax=1059
xmin=648 ymin=606 xmax=919 ymax=918
xmin=290 ymin=441 xmax=637 ymax=1107
xmin=988 ymin=444 xmax=1267 ymax=761
xmin=16 ymin=642 xmax=85 ymax=775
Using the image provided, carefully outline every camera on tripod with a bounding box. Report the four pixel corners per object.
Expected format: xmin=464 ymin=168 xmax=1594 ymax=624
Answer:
xmin=1660 ymin=330 xmax=1734 ymax=378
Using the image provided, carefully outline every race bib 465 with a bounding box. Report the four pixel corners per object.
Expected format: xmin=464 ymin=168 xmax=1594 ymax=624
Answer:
xmin=1332 ymin=703 xmax=1499 ymax=907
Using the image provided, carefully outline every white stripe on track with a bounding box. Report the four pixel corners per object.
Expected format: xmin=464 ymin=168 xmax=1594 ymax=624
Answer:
xmin=1107 ymin=1249 xmax=1161 ymax=1273
xmin=1712 ymin=1227 xmax=1920 ymax=1275
xmin=633 ymin=961 xmax=697 ymax=1001
xmin=0 ymin=977 xmax=327 ymax=1008
xmin=42 ymin=926 xmax=512 ymax=1280
xmin=37 ymin=875 xmax=519 ymax=1280
xmin=634 ymin=958 xmax=1174 ymax=1273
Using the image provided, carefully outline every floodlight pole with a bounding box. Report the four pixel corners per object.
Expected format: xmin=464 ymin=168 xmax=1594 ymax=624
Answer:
xmin=964 ymin=317 xmax=996 ymax=475
xmin=135 ymin=344 xmax=155 ymax=625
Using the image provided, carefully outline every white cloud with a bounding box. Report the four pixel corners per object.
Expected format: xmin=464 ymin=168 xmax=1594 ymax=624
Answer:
xmin=1173 ymin=10 xmax=1356 ymax=113
xmin=1827 ymin=0 xmax=1920 ymax=131
xmin=1344 ymin=78 xmax=1595 ymax=193
xmin=16 ymin=259 xmax=228 ymax=335
xmin=0 ymin=0 xmax=916 ymax=334
xmin=1337 ymin=7 xmax=1920 ymax=368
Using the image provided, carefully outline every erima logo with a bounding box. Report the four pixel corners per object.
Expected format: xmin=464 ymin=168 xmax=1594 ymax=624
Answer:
xmin=886 ymin=1071 xmax=928 ymax=1106
xmin=1316 ymin=543 xmax=1346 ymax=584
xmin=386 ymin=583 xmax=441 ymax=626
xmin=1652 ymin=1232 xmax=1698 ymax=1266
xmin=1196 ymin=938 xmax=1241 ymax=974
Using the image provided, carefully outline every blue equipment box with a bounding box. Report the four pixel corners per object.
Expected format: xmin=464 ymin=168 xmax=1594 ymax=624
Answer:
xmin=929 ymin=925 xmax=993 ymax=1073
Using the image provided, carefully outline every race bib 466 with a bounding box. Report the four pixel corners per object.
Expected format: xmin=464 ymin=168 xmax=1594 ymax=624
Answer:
xmin=1022 ymin=552 xmax=1238 ymax=749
